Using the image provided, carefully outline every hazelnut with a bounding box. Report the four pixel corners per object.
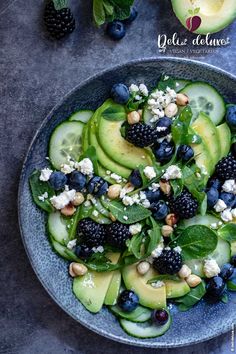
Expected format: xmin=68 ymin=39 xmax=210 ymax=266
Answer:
xmin=72 ymin=192 xmax=85 ymax=206
xmin=161 ymin=225 xmax=173 ymax=237
xmin=164 ymin=103 xmax=178 ymax=118
xmin=176 ymin=93 xmax=189 ymax=106
xmin=69 ymin=262 xmax=88 ymax=277
xmin=137 ymin=261 xmax=150 ymax=275
xmin=165 ymin=213 xmax=178 ymax=227
xmin=60 ymin=203 xmax=76 ymax=216
xmin=159 ymin=180 xmax=171 ymax=195
xmin=107 ymin=184 xmax=122 ymax=199
xmin=178 ymin=264 xmax=192 ymax=279
xmin=138 ymin=109 xmax=143 ymax=117
xmin=186 ymin=274 xmax=201 ymax=288
xmin=127 ymin=111 xmax=141 ymax=125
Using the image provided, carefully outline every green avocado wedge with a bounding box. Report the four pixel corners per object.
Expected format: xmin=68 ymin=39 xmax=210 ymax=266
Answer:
xmin=104 ymin=270 xmax=121 ymax=306
xmin=216 ymin=122 xmax=231 ymax=159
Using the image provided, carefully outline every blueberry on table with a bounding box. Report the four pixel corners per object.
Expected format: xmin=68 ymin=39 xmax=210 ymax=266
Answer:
xmin=153 ymin=140 xmax=175 ymax=164
xmin=123 ymin=6 xmax=138 ymax=24
xmin=220 ymin=192 xmax=236 ymax=208
xmin=151 ymin=200 xmax=169 ymax=220
xmin=205 ymin=276 xmax=226 ymax=302
xmin=145 ymin=189 xmax=162 ymax=203
xmin=69 ymin=171 xmax=86 ymax=191
xmin=117 ymin=290 xmax=139 ymax=312
xmin=154 ymin=117 xmax=172 ymax=138
xmin=219 ymin=263 xmax=234 ymax=281
xmin=226 ymin=105 xmax=236 ymax=131
xmin=206 ymin=188 xmax=219 ymax=208
xmin=87 ymin=176 xmax=108 ymax=197
xmin=152 ymin=309 xmax=169 ymax=326
xmin=106 ymin=21 xmax=126 ymax=40
xmin=49 ymin=171 xmax=67 ymax=190
xmin=110 ymin=83 xmax=130 ymax=104
xmin=128 ymin=169 xmax=143 ymax=188
xmin=177 ymin=144 xmax=194 ymax=162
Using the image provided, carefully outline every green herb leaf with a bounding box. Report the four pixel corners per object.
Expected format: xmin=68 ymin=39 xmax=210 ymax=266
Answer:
xmin=93 ymin=0 xmax=106 ymax=26
xmin=188 ymin=9 xmax=194 ymax=15
xmin=147 ymin=274 xmax=179 ymax=284
xmin=171 ymin=106 xmax=193 ymax=145
xmin=128 ymin=232 xmax=144 ymax=259
xmin=221 ymin=293 xmax=229 ymax=304
xmin=218 ymin=224 xmax=236 ymax=243
xmin=170 ymin=179 xmax=183 ymax=197
xmin=53 ymin=0 xmax=68 ymax=11
xmin=194 ymin=7 xmax=200 ymax=14
xmin=227 ymin=274 xmax=236 ymax=292
xmin=102 ymin=103 xmax=126 ymax=121
xmin=157 ymin=75 xmax=175 ymax=91
xmin=146 ymin=217 xmax=161 ymax=255
xmin=175 ymin=281 xmax=206 ymax=310
xmin=176 ymin=225 xmax=218 ymax=260
xmin=29 ymin=170 xmax=55 ymax=213
xmin=107 ymin=200 xmax=152 ymax=224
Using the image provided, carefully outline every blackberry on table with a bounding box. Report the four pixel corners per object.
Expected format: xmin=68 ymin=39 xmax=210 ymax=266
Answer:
xmin=153 ymin=249 xmax=182 ymax=275
xmin=78 ymin=218 xmax=106 ymax=247
xmin=125 ymin=123 xmax=155 ymax=147
xmin=168 ymin=188 xmax=198 ymax=219
xmin=215 ymin=155 xmax=236 ymax=180
xmin=106 ymin=222 xmax=131 ymax=250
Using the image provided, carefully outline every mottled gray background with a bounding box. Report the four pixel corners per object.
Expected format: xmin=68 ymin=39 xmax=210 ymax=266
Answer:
xmin=1 ymin=0 xmax=236 ymax=353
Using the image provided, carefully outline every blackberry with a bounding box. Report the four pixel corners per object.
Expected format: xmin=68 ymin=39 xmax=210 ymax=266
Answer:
xmin=168 ymin=189 xmax=198 ymax=219
xmin=78 ymin=218 xmax=106 ymax=247
xmin=44 ymin=1 xmax=75 ymax=40
xmin=215 ymin=155 xmax=236 ymax=180
xmin=125 ymin=123 xmax=155 ymax=147
xmin=153 ymin=249 xmax=182 ymax=275
xmin=106 ymin=222 xmax=131 ymax=250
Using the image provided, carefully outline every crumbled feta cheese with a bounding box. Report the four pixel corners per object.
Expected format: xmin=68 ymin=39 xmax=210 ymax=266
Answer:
xmin=151 ymin=281 xmax=164 ymax=288
xmin=139 ymin=84 xmax=149 ymax=97
xmin=210 ymin=223 xmax=218 ymax=230
xmin=84 ymin=200 xmax=91 ymax=207
xmin=76 ymin=158 xmax=93 ymax=175
xmin=129 ymin=223 xmax=142 ymax=235
xmin=50 ymin=189 xmax=76 ymax=210
xmin=222 ymin=179 xmax=236 ymax=194
xmin=143 ymin=166 xmax=156 ymax=180
xmin=151 ymin=244 xmax=164 ymax=258
xmin=39 ymin=168 xmax=53 ymax=181
xmin=149 ymin=183 xmax=160 ymax=192
xmin=38 ymin=192 xmax=48 ymax=202
xmin=214 ymin=199 xmax=227 ymax=212
xmin=64 ymin=185 xmax=69 ymax=191
xmin=110 ymin=173 xmax=122 ymax=183
xmin=164 ymin=75 xmax=169 ymax=81
xmin=141 ymin=199 xmax=151 ymax=208
xmin=162 ymin=165 xmax=182 ymax=180
xmin=122 ymin=195 xmax=135 ymax=206
xmin=67 ymin=239 xmax=77 ymax=250
xmin=221 ymin=208 xmax=233 ymax=222
xmin=123 ymin=215 xmax=128 ymax=221
xmin=232 ymin=209 xmax=236 ymax=218
xmin=60 ymin=163 xmax=75 ymax=174
xmin=92 ymin=210 xmax=99 ymax=217
xmin=135 ymin=94 xmax=142 ymax=101
xmin=129 ymin=84 xmax=139 ymax=93
xmin=203 ymin=259 xmax=220 ymax=278
xmin=156 ymin=126 xmax=167 ymax=132
xmin=173 ymin=246 xmax=182 ymax=254
xmin=92 ymin=246 xmax=104 ymax=253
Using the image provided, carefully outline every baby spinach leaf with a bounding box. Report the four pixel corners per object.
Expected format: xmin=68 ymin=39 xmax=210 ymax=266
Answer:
xmin=175 ymin=281 xmax=206 ymax=311
xmin=145 ymin=217 xmax=161 ymax=255
xmin=147 ymin=274 xmax=179 ymax=284
xmin=93 ymin=0 xmax=134 ymax=26
xmin=171 ymin=106 xmax=193 ymax=145
xmin=79 ymin=146 xmax=99 ymax=175
xmin=218 ymin=224 xmax=236 ymax=243
xmin=107 ymin=200 xmax=151 ymax=224
xmin=53 ymin=0 xmax=68 ymax=11
xmin=157 ymin=75 xmax=175 ymax=91
xmin=176 ymin=225 xmax=218 ymax=260
xmin=29 ymin=170 xmax=55 ymax=213
xmin=170 ymin=179 xmax=183 ymax=197
xmin=102 ymin=103 xmax=126 ymax=121
xmin=128 ymin=232 xmax=144 ymax=259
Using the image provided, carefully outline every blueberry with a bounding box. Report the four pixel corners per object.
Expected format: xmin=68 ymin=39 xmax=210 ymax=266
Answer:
xmin=87 ymin=176 xmax=108 ymax=197
xmin=106 ymin=21 xmax=126 ymax=41
xmin=69 ymin=171 xmax=87 ymax=191
xmin=205 ymin=276 xmax=226 ymax=301
xmin=153 ymin=140 xmax=175 ymax=164
xmin=219 ymin=263 xmax=234 ymax=281
xmin=152 ymin=309 xmax=169 ymax=326
xmin=110 ymin=83 xmax=130 ymax=104
xmin=123 ymin=6 xmax=138 ymax=24
xmin=75 ymin=244 xmax=94 ymax=260
xmin=128 ymin=169 xmax=143 ymax=188
xmin=226 ymin=105 xmax=236 ymax=131
xmin=151 ymin=200 xmax=169 ymax=220
xmin=117 ymin=290 xmax=139 ymax=312
xmin=231 ymin=255 xmax=236 ymax=267
xmin=154 ymin=117 xmax=172 ymax=138
xmin=49 ymin=171 xmax=67 ymax=190
xmin=220 ymin=192 xmax=236 ymax=208
xmin=144 ymin=189 xmax=162 ymax=203
xmin=207 ymin=188 xmax=219 ymax=208
xmin=177 ymin=144 xmax=194 ymax=162
xmin=207 ymin=177 xmax=221 ymax=191
xmin=231 ymin=142 xmax=236 ymax=159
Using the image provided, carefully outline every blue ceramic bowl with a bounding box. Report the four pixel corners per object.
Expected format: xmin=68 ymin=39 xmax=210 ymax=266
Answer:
xmin=18 ymin=58 xmax=236 ymax=348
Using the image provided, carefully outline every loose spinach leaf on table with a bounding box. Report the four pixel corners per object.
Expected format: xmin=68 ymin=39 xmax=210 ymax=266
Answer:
xmin=29 ymin=170 xmax=55 ymax=213
xmin=107 ymin=200 xmax=151 ymax=224
xmin=175 ymin=281 xmax=206 ymax=311
xmin=218 ymin=224 xmax=236 ymax=243
xmin=175 ymin=225 xmax=218 ymax=260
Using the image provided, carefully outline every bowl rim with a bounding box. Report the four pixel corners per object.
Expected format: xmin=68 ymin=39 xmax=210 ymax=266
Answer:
xmin=18 ymin=56 xmax=236 ymax=348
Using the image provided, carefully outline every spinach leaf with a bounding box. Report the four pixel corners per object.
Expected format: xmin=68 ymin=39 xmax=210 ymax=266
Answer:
xmin=107 ymin=200 xmax=151 ymax=224
xmin=128 ymin=232 xmax=144 ymax=259
xmin=175 ymin=281 xmax=206 ymax=311
xmin=29 ymin=170 xmax=54 ymax=213
xmin=93 ymin=0 xmax=106 ymax=26
xmin=145 ymin=217 xmax=161 ymax=255
xmin=157 ymin=75 xmax=176 ymax=91
xmin=221 ymin=293 xmax=229 ymax=304
xmin=92 ymin=0 xmax=134 ymax=26
xmin=147 ymin=274 xmax=179 ymax=284
xmin=218 ymin=224 xmax=236 ymax=243
xmin=171 ymin=106 xmax=193 ymax=145
xmin=170 ymin=179 xmax=183 ymax=197
xmin=102 ymin=103 xmax=126 ymax=121
xmin=79 ymin=146 xmax=99 ymax=175
xmin=176 ymin=225 xmax=218 ymax=260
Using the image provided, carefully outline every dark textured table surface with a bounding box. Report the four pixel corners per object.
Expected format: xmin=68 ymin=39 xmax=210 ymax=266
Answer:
xmin=1 ymin=1 xmax=236 ymax=353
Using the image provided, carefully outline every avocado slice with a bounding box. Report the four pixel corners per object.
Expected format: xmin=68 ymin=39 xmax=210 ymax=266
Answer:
xmin=104 ymin=270 xmax=121 ymax=306
xmin=216 ymin=122 xmax=231 ymax=159
xmin=73 ymin=253 xmax=120 ymax=313
xmin=165 ymin=279 xmax=190 ymax=298
xmin=171 ymin=0 xmax=236 ymax=35
xmin=97 ymin=100 xmax=153 ymax=170
xmin=122 ymin=264 xmax=166 ymax=309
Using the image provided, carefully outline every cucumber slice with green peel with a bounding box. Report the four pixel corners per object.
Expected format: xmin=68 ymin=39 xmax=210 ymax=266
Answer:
xmin=48 ymin=212 xmax=69 ymax=245
xmin=183 ymin=214 xmax=220 ymax=228
xmin=180 ymin=82 xmax=226 ymax=125
xmin=49 ymin=121 xmax=84 ymax=169
xmin=216 ymin=123 xmax=231 ymax=159
xmin=69 ymin=110 xmax=94 ymax=123
xmin=174 ymin=79 xmax=191 ymax=92
xmin=82 ymin=124 xmax=89 ymax=152
xmin=49 ymin=236 xmax=77 ymax=261
xmin=111 ymin=305 xmax=152 ymax=322
xmin=120 ymin=313 xmax=171 ymax=338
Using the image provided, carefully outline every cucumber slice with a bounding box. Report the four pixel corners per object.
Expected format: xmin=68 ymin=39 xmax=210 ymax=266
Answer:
xmin=174 ymin=79 xmax=191 ymax=92
xmin=48 ymin=212 xmax=69 ymax=245
xmin=120 ymin=313 xmax=171 ymax=338
xmin=69 ymin=110 xmax=94 ymax=123
xmin=49 ymin=236 xmax=77 ymax=261
xmin=49 ymin=121 xmax=84 ymax=169
xmin=111 ymin=305 xmax=152 ymax=322
xmin=180 ymin=82 xmax=226 ymax=125
xmin=82 ymin=124 xmax=89 ymax=152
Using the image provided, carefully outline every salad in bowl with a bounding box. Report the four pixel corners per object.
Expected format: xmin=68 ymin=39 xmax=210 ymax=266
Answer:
xmin=29 ymin=74 xmax=236 ymax=339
